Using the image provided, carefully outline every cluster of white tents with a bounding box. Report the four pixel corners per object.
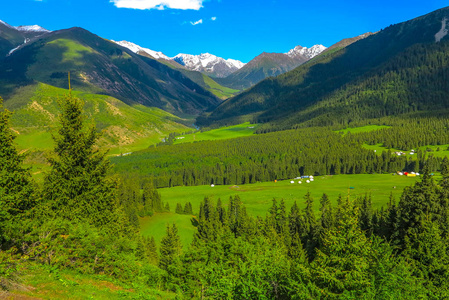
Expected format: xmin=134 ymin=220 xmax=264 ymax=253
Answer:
xmin=291 ymin=175 xmax=314 ymax=184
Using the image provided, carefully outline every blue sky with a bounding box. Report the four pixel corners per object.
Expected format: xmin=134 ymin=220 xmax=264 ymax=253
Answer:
xmin=1 ymin=0 xmax=448 ymax=62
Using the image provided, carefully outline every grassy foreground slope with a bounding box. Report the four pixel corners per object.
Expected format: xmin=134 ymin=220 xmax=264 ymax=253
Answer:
xmin=4 ymin=83 xmax=189 ymax=155
xmin=2 ymin=263 xmax=175 ymax=299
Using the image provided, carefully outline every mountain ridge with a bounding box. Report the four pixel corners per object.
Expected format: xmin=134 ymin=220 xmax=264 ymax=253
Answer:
xmin=215 ymin=45 xmax=327 ymax=90
xmin=197 ymin=6 xmax=449 ymax=128
xmin=0 ymin=25 xmax=220 ymax=116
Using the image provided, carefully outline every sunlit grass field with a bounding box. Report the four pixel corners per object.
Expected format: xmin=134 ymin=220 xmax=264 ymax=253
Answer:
xmin=335 ymin=125 xmax=391 ymax=135
xmin=141 ymin=173 xmax=421 ymax=247
xmin=173 ymin=122 xmax=259 ymax=144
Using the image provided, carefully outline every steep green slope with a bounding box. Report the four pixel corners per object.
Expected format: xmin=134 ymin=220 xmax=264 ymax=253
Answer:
xmin=183 ymin=71 xmax=239 ymax=99
xmin=0 ymin=27 xmax=219 ymax=116
xmin=198 ymin=7 xmax=449 ymax=129
xmin=4 ymin=83 xmax=189 ymax=154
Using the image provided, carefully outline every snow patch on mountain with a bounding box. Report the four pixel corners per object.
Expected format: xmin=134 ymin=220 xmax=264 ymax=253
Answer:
xmin=8 ymin=38 xmax=30 ymax=56
xmin=435 ymin=17 xmax=448 ymax=42
xmin=113 ymin=40 xmax=170 ymax=60
xmin=286 ymin=44 xmax=327 ymax=59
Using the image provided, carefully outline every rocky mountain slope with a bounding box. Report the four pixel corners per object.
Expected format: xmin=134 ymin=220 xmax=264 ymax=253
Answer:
xmin=215 ymin=45 xmax=326 ymax=90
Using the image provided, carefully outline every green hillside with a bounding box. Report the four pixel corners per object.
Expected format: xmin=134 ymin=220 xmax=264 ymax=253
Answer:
xmin=4 ymin=83 xmax=189 ymax=155
xmin=177 ymin=69 xmax=239 ymax=99
xmin=198 ymin=7 xmax=449 ymax=129
xmin=0 ymin=27 xmax=219 ymax=116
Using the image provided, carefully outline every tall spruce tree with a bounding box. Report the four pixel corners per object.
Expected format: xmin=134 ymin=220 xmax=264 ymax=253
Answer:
xmin=0 ymin=97 xmax=34 ymax=244
xmin=398 ymin=167 xmax=442 ymax=245
xmin=359 ymin=194 xmax=373 ymax=236
xmin=310 ymin=197 xmax=372 ymax=296
xmin=403 ymin=218 xmax=449 ymax=298
xmin=42 ymin=94 xmax=117 ymax=228
xmin=159 ymin=223 xmax=182 ymax=271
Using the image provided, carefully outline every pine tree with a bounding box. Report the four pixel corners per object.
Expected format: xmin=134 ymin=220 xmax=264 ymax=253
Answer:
xmin=0 ymin=97 xmax=34 ymax=244
xmin=42 ymin=94 xmax=117 ymax=228
xmin=385 ymin=193 xmax=400 ymax=242
xmin=403 ymin=218 xmax=449 ymax=298
xmin=183 ymin=202 xmax=193 ymax=215
xmin=310 ymin=197 xmax=372 ymax=296
xmin=175 ymin=203 xmax=183 ymax=214
xmin=359 ymin=194 xmax=373 ymax=236
xmin=159 ymin=224 xmax=182 ymax=271
xmin=146 ymin=236 xmax=159 ymax=265
xmin=0 ymin=98 xmax=34 ymax=220
xmin=398 ymin=167 xmax=442 ymax=245
xmin=303 ymin=191 xmax=317 ymax=259
xmin=319 ymin=193 xmax=334 ymax=230
xmin=227 ymin=195 xmax=248 ymax=237
xmin=439 ymin=157 xmax=449 ymax=237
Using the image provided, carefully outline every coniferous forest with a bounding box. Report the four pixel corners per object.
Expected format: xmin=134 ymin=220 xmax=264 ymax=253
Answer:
xmin=4 ymin=6 xmax=449 ymax=299
xmin=3 ymin=92 xmax=449 ymax=298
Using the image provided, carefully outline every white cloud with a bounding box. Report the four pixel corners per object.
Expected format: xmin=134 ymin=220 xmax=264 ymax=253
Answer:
xmin=190 ymin=19 xmax=203 ymax=25
xmin=211 ymin=16 xmax=217 ymax=21
xmin=111 ymin=0 xmax=204 ymax=10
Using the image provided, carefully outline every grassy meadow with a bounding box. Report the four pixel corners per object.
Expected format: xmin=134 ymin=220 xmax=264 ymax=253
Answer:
xmin=336 ymin=125 xmax=391 ymax=135
xmin=173 ymin=122 xmax=259 ymax=144
xmin=202 ymin=74 xmax=240 ymax=99
xmin=141 ymin=173 xmax=421 ymax=247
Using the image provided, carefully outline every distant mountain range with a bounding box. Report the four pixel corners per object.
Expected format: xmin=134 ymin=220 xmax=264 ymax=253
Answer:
xmin=114 ymin=40 xmax=244 ymax=78
xmin=115 ymin=40 xmax=327 ymax=89
xmin=5 ymin=5 xmax=447 ymax=138
xmin=0 ymin=21 xmax=220 ymax=116
xmin=197 ymin=6 xmax=449 ymax=129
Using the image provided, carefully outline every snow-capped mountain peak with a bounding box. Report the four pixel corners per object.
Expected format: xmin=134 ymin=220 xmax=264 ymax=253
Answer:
xmin=113 ymin=39 xmax=245 ymax=77
xmin=174 ymin=53 xmax=245 ymax=77
xmin=227 ymin=58 xmax=246 ymax=69
xmin=15 ymin=25 xmax=50 ymax=33
xmin=286 ymin=44 xmax=327 ymax=59
xmin=113 ymin=40 xmax=170 ymax=60
xmin=0 ymin=20 xmax=50 ymax=33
